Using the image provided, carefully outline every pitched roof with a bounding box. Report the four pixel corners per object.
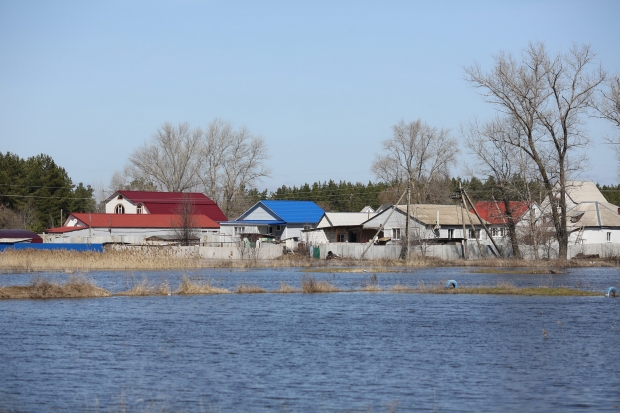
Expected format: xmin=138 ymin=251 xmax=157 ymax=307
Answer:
xmin=567 ymin=202 xmax=620 ymax=228
xmin=53 ymin=213 xmax=219 ymax=230
xmin=395 ymin=204 xmax=489 ymax=226
xmin=258 ymin=200 xmax=325 ymax=224
xmin=470 ymin=201 xmax=532 ymax=225
xmin=108 ymin=191 xmax=227 ymax=221
xmin=317 ymin=212 xmax=376 ymax=228
xmin=563 ymin=181 xmax=609 ymax=204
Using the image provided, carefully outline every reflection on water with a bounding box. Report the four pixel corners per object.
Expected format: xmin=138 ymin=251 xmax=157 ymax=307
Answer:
xmin=1 ymin=267 xmax=619 ymax=412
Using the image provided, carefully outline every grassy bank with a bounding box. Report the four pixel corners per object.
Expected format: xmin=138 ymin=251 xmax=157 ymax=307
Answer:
xmin=0 ymin=276 xmax=607 ymax=299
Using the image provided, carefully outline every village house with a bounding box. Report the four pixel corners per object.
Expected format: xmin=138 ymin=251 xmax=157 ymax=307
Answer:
xmin=302 ymin=209 xmax=377 ymax=245
xmin=220 ymin=200 xmax=324 ymax=242
xmin=362 ymin=204 xmax=490 ymax=244
xmin=470 ymin=200 xmax=542 ymax=240
xmin=44 ymin=191 xmax=224 ymax=244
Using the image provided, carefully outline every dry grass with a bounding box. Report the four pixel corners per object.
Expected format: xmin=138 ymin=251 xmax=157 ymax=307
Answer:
xmin=174 ymin=275 xmax=230 ymax=295
xmin=359 ymin=284 xmax=383 ymax=292
xmin=0 ymin=275 xmax=111 ymax=299
xmin=274 ymin=282 xmax=299 ymax=293
xmin=235 ymin=284 xmax=267 ymax=293
xmin=117 ymin=279 xmax=171 ymax=296
xmin=390 ymin=280 xmax=601 ymax=296
xmin=301 ymin=276 xmax=340 ymax=293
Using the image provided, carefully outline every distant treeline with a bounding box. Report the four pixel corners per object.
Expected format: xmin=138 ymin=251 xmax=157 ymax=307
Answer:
xmin=0 ymin=152 xmax=94 ymax=232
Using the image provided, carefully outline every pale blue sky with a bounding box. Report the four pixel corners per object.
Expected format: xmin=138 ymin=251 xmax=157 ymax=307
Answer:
xmin=1 ymin=0 xmax=619 ymax=193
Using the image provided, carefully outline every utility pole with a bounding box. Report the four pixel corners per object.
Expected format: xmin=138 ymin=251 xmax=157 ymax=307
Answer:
xmin=361 ymin=188 xmax=408 ymax=259
xmin=400 ymin=181 xmax=411 ymax=260
xmin=462 ymin=187 xmax=504 ymax=258
xmin=459 ymin=182 xmax=468 ymax=260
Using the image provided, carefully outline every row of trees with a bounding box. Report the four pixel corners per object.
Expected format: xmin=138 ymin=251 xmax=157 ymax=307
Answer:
xmin=113 ymin=119 xmax=270 ymax=219
xmin=0 ymin=152 xmax=95 ymax=232
xmin=374 ymin=43 xmax=620 ymax=259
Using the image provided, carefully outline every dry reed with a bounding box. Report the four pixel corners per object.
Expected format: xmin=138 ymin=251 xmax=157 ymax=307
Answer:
xmin=0 ymin=275 xmax=111 ymax=299
xmin=389 ymin=280 xmax=600 ymax=296
xmin=301 ymin=276 xmax=340 ymax=293
xmin=174 ymin=275 xmax=230 ymax=295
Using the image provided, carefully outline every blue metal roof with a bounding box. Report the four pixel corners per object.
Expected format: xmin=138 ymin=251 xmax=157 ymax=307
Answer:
xmin=260 ymin=200 xmax=325 ymax=224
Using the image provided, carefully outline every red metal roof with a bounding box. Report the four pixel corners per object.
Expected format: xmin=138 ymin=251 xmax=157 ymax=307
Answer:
xmin=470 ymin=201 xmax=531 ymax=225
xmin=110 ymin=191 xmax=227 ymax=221
xmin=50 ymin=213 xmax=220 ymax=231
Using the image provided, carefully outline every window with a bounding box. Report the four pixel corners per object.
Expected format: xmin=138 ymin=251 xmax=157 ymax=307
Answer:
xmin=491 ymin=227 xmax=505 ymax=237
xmin=469 ymin=229 xmax=480 ymax=239
xmin=448 ymin=229 xmax=454 ymax=239
xmin=136 ymin=204 xmax=143 ymax=214
xmin=268 ymin=226 xmax=273 ymax=235
xmin=234 ymin=226 xmax=245 ymax=235
xmin=392 ymin=228 xmax=401 ymax=240
xmin=607 ymin=232 xmax=612 ymax=243
xmin=337 ymin=234 xmax=345 ymax=242
xmin=276 ymin=225 xmax=281 ymax=231
xmin=303 ymin=224 xmax=312 ymax=230
xmin=114 ymin=204 xmax=125 ymax=214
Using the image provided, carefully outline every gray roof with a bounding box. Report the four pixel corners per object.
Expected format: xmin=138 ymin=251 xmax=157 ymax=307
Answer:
xmin=568 ymin=201 xmax=620 ymax=228
xmin=564 ymin=181 xmax=609 ymax=204
xmin=395 ymin=204 xmax=489 ymax=226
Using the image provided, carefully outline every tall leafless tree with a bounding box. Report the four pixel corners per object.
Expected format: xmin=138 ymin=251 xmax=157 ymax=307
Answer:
xmin=124 ymin=119 xmax=270 ymax=218
xmin=594 ymin=73 xmax=620 ymax=178
xmin=465 ymin=42 xmax=605 ymax=259
xmin=199 ymin=119 xmax=270 ymax=218
xmin=462 ymin=117 xmax=527 ymax=258
xmin=371 ymin=119 xmax=459 ymax=204
xmin=128 ymin=122 xmax=203 ymax=192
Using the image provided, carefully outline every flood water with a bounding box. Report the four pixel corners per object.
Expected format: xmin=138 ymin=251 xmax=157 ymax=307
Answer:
xmin=1 ymin=267 xmax=619 ymax=412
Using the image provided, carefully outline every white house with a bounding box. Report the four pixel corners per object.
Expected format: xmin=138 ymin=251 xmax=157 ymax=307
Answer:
xmin=220 ymin=200 xmax=325 ymax=242
xmin=302 ymin=210 xmax=377 ymax=244
xmin=362 ymin=204 xmax=490 ymax=244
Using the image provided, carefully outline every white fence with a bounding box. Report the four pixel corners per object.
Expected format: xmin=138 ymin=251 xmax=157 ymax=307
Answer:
xmin=318 ymin=242 xmax=620 ymax=260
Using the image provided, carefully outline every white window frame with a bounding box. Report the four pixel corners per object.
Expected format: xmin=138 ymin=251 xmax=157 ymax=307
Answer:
xmin=234 ymin=226 xmax=245 ymax=235
xmin=303 ymin=224 xmax=312 ymax=231
xmin=136 ymin=204 xmax=143 ymax=214
xmin=392 ymin=228 xmax=401 ymax=240
xmin=337 ymin=234 xmax=345 ymax=243
xmin=114 ymin=204 xmax=125 ymax=214
xmin=448 ymin=229 xmax=454 ymax=239
xmin=276 ymin=225 xmax=281 ymax=231
xmin=607 ymin=232 xmax=612 ymax=243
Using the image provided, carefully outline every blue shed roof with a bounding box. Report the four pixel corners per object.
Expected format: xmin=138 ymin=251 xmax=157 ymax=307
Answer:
xmin=260 ymin=200 xmax=324 ymax=224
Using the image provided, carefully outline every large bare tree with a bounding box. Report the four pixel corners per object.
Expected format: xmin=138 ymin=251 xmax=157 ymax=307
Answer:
xmin=124 ymin=119 xmax=270 ymax=218
xmin=371 ymin=119 xmax=459 ymax=204
xmin=128 ymin=122 xmax=203 ymax=192
xmin=595 ymin=73 xmax=620 ymax=178
xmin=465 ymin=43 xmax=605 ymax=259
xmin=199 ymin=119 xmax=270 ymax=218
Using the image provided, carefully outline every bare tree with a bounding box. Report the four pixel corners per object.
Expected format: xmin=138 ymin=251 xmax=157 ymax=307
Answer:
xmin=199 ymin=119 xmax=271 ymax=218
xmin=129 ymin=122 xmax=203 ymax=192
xmin=371 ymin=119 xmax=459 ymax=204
xmin=465 ymin=42 xmax=605 ymax=259
xmin=594 ymin=73 xmax=620 ymax=178
xmin=171 ymin=193 xmax=199 ymax=246
xmin=462 ymin=117 xmax=527 ymax=258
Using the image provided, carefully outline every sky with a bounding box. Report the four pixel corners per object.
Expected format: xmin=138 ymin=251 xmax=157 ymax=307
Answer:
xmin=1 ymin=0 xmax=619 ymax=195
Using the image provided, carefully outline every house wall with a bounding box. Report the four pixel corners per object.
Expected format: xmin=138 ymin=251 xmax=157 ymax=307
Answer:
xmin=569 ymin=228 xmax=620 ymax=245
xmin=242 ymin=205 xmax=279 ymax=221
xmin=45 ymin=227 xmax=219 ymax=244
xmin=104 ymin=197 xmax=141 ymax=214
